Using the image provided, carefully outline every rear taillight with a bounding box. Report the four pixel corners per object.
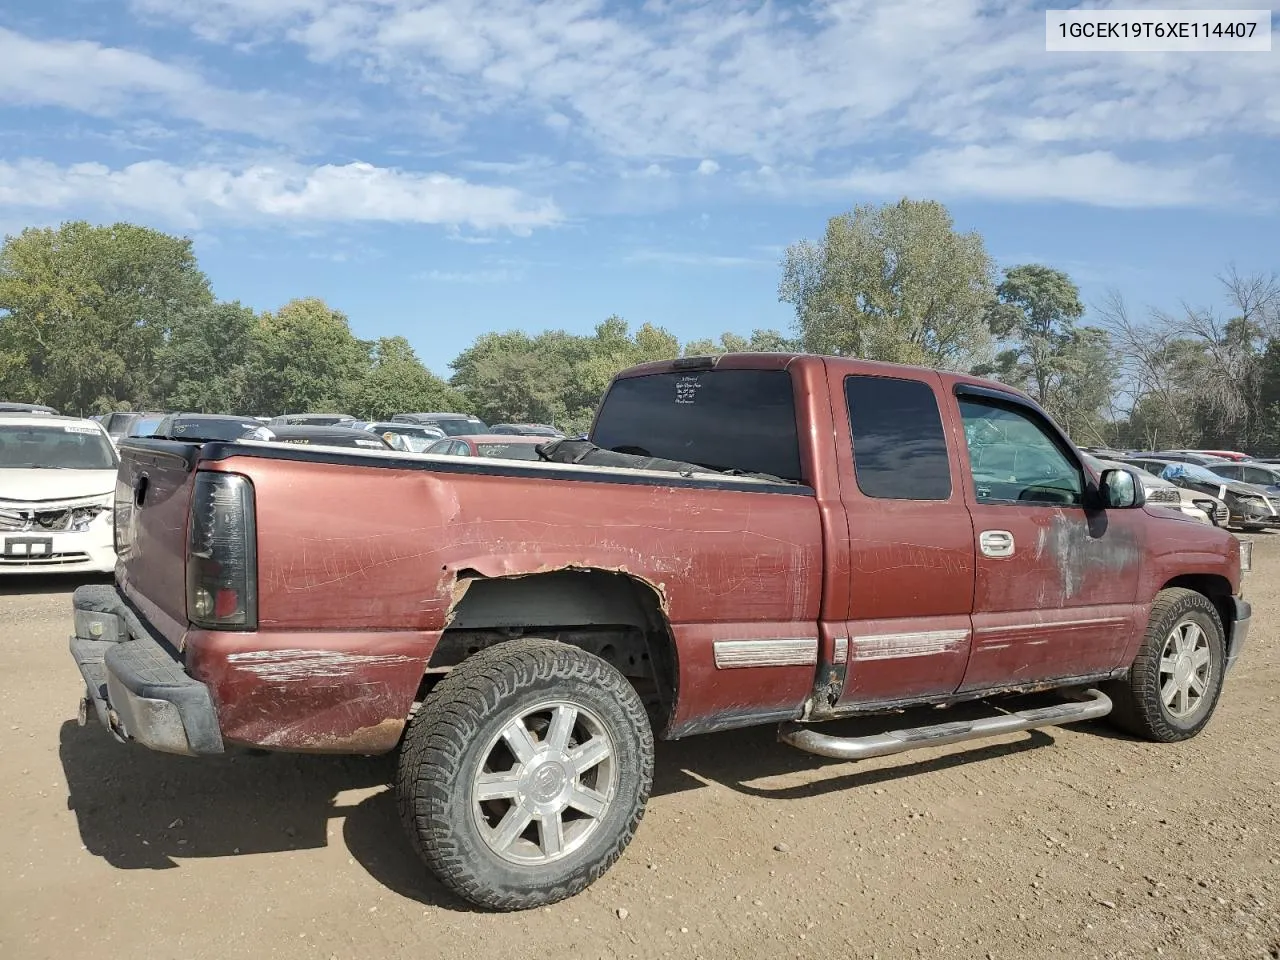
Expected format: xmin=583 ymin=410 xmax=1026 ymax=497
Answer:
xmin=186 ymin=472 xmax=257 ymax=630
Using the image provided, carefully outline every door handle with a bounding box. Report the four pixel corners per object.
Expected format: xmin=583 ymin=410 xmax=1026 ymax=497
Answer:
xmin=979 ymin=530 xmax=1015 ymax=558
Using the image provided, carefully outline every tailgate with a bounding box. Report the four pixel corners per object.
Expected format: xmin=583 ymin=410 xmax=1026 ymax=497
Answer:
xmin=114 ymin=439 xmax=200 ymax=643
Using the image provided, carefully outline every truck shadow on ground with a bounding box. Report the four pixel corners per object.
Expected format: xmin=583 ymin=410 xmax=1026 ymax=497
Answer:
xmin=60 ymin=699 xmax=1069 ymax=912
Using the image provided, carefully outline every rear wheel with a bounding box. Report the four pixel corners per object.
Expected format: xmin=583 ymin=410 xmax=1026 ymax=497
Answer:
xmin=1105 ymin=588 xmax=1226 ymax=742
xmin=396 ymin=638 xmax=654 ymax=911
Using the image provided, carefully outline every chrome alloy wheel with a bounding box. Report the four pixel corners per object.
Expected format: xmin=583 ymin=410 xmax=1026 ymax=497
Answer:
xmin=471 ymin=701 xmax=618 ymax=865
xmin=1159 ymin=619 xmax=1213 ymax=719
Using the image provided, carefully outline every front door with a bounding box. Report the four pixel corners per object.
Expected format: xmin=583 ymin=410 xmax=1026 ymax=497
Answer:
xmin=954 ymin=388 xmax=1143 ymax=692
xmin=830 ymin=369 xmax=977 ymax=706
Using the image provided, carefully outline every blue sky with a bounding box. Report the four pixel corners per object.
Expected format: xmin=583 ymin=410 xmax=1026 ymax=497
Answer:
xmin=0 ymin=0 xmax=1276 ymax=376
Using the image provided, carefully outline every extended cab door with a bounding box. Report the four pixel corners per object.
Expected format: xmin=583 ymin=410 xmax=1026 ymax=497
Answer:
xmin=827 ymin=367 xmax=977 ymax=706
xmin=952 ymin=385 xmax=1143 ymax=691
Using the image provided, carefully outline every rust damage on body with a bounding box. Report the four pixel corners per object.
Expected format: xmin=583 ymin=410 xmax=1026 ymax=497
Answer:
xmin=441 ymin=562 xmax=671 ymax=625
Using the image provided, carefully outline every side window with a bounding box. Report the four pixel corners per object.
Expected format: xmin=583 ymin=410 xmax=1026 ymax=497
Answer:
xmin=1215 ymin=464 xmax=1241 ymax=480
xmin=959 ymin=398 xmax=1083 ymax=506
xmin=1244 ymin=466 xmax=1273 ymax=486
xmin=845 ymin=375 xmax=951 ymax=500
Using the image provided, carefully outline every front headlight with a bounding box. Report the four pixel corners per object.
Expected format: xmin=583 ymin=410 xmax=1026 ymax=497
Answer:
xmin=1239 ymin=539 xmax=1253 ymax=574
xmin=69 ymin=493 xmax=113 ymax=532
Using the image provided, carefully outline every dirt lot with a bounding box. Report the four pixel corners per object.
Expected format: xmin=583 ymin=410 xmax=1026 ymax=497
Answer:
xmin=1 ymin=542 xmax=1278 ymax=960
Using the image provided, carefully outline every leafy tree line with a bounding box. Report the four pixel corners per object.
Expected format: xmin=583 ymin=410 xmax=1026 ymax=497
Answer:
xmin=3 ymin=212 xmax=1277 ymax=449
xmin=0 ymin=222 xmax=790 ymax=432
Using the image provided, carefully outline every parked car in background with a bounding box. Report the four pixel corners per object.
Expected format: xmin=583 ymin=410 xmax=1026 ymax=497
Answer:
xmin=1184 ymin=449 xmax=1251 ymax=461
xmin=1121 ymin=456 xmax=1278 ymax=530
xmin=349 ymin=421 xmax=445 ymax=452
xmin=423 ymin=434 xmax=547 ymax=460
xmin=268 ymin=413 xmax=357 ymax=427
xmin=149 ymin=414 xmax=273 ymax=442
xmin=392 ymin=412 xmax=489 ymax=436
xmin=1084 ymin=455 xmax=1226 ymax=526
xmin=0 ymin=415 xmax=117 ymax=574
xmin=0 ymin=402 xmax=59 ymax=415
xmin=98 ymin=411 xmax=166 ymax=445
xmin=1142 ymin=450 xmax=1230 ymax=466
xmin=1207 ymin=460 xmax=1280 ymax=496
xmin=255 ymin=425 xmax=393 ymax=451
xmin=488 ymin=423 xmax=566 ymax=438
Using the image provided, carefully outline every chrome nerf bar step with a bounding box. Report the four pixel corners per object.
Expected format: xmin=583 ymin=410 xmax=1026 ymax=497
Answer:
xmin=778 ymin=688 xmax=1112 ymax=761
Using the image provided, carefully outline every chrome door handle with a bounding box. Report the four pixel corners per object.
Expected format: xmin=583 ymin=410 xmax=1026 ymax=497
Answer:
xmin=979 ymin=530 xmax=1015 ymax=558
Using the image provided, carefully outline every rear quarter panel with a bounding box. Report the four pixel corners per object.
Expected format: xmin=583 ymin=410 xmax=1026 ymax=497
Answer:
xmin=189 ymin=452 xmax=824 ymax=749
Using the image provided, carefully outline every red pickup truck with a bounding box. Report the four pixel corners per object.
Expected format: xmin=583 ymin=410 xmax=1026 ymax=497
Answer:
xmin=69 ymin=353 xmax=1251 ymax=910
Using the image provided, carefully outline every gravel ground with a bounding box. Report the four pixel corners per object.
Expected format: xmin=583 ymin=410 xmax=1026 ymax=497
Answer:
xmin=1 ymin=540 xmax=1277 ymax=960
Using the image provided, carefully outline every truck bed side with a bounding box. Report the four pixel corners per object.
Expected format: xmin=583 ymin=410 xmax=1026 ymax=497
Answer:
xmin=119 ymin=439 xmax=825 ymax=752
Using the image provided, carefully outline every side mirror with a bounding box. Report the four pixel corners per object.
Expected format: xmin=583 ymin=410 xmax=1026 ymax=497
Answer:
xmin=1100 ymin=468 xmax=1146 ymax=509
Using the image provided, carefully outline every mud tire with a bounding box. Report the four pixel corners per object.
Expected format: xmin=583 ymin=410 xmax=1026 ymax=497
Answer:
xmin=396 ymin=638 xmax=654 ymax=911
xmin=1104 ymin=588 xmax=1226 ymax=742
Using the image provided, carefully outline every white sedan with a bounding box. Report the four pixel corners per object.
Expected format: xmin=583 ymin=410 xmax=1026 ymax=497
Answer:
xmin=0 ymin=415 xmax=117 ymax=574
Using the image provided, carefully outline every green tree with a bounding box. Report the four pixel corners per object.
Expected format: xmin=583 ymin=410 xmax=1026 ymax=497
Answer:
xmin=157 ymin=300 xmax=257 ymax=413
xmin=244 ymin=297 xmax=370 ymax=415
xmin=450 ymin=317 xmax=685 ymax=432
xmin=977 ymin=264 xmax=1115 ymax=440
xmin=0 ymin=221 xmax=213 ymax=414
xmin=682 ymin=328 xmax=798 ymax=355
xmin=779 ymin=199 xmax=995 ymax=370
xmin=351 ymin=336 xmax=463 ymax=420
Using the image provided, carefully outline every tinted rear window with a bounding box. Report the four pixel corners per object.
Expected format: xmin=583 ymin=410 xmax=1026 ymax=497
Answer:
xmin=475 ymin=443 xmax=542 ymax=460
xmin=845 ymin=375 xmax=951 ymax=500
xmin=591 ymin=369 xmax=803 ymax=482
xmin=168 ymin=418 xmax=261 ymax=441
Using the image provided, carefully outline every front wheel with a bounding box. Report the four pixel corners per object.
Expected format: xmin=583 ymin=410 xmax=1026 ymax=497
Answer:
xmin=1104 ymin=588 xmax=1226 ymax=742
xmin=396 ymin=638 xmax=654 ymax=911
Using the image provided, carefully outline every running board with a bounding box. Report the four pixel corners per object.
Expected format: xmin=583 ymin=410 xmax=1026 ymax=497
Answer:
xmin=777 ymin=688 xmax=1112 ymax=761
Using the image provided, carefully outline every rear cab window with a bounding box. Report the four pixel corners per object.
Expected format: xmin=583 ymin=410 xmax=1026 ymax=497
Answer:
xmin=591 ymin=368 xmax=803 ymax=483
xmin=845 ymin=375 xmax=951 ymax=500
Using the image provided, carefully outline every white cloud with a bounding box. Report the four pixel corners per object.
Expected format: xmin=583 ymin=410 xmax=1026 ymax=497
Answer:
xmin=0 ymin=27 xmax=327 ymax=140
xmin=128 ymin=0 xmax=1280 ymax=163
xmin=696 ymin=159 xmax=720 ymax=176
xmin=825 ymin=147 xmax=1236 ymax=209
xmin=0 ymin=159 xmax=561 ymax=231
xmin=625 ymin=250 xmax=772 ymax=268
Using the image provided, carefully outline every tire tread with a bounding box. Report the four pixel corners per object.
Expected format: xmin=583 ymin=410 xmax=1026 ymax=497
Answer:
xmin=396 ymin=638 xmax=654 ymax=911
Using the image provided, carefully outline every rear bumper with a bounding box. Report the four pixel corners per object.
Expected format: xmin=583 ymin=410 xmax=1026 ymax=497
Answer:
xmin=70 ymin=584 xmax=224 ymax=756
xmin=1224 ymin=596 xmax=1251 ymax=673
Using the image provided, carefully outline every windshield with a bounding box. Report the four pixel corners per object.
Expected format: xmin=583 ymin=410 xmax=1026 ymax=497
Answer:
xmin=127 ymin=416 xmax=164 ymax=437
xmin=475 ymin=442 xmax=543 ymax=460
xmin=436 ymin=419 xmax=488 ymax=436
xmin=0 ymin=423 xmax=117 ymax=469
xmin=591 ymin=369 xmax=803 ymax=482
